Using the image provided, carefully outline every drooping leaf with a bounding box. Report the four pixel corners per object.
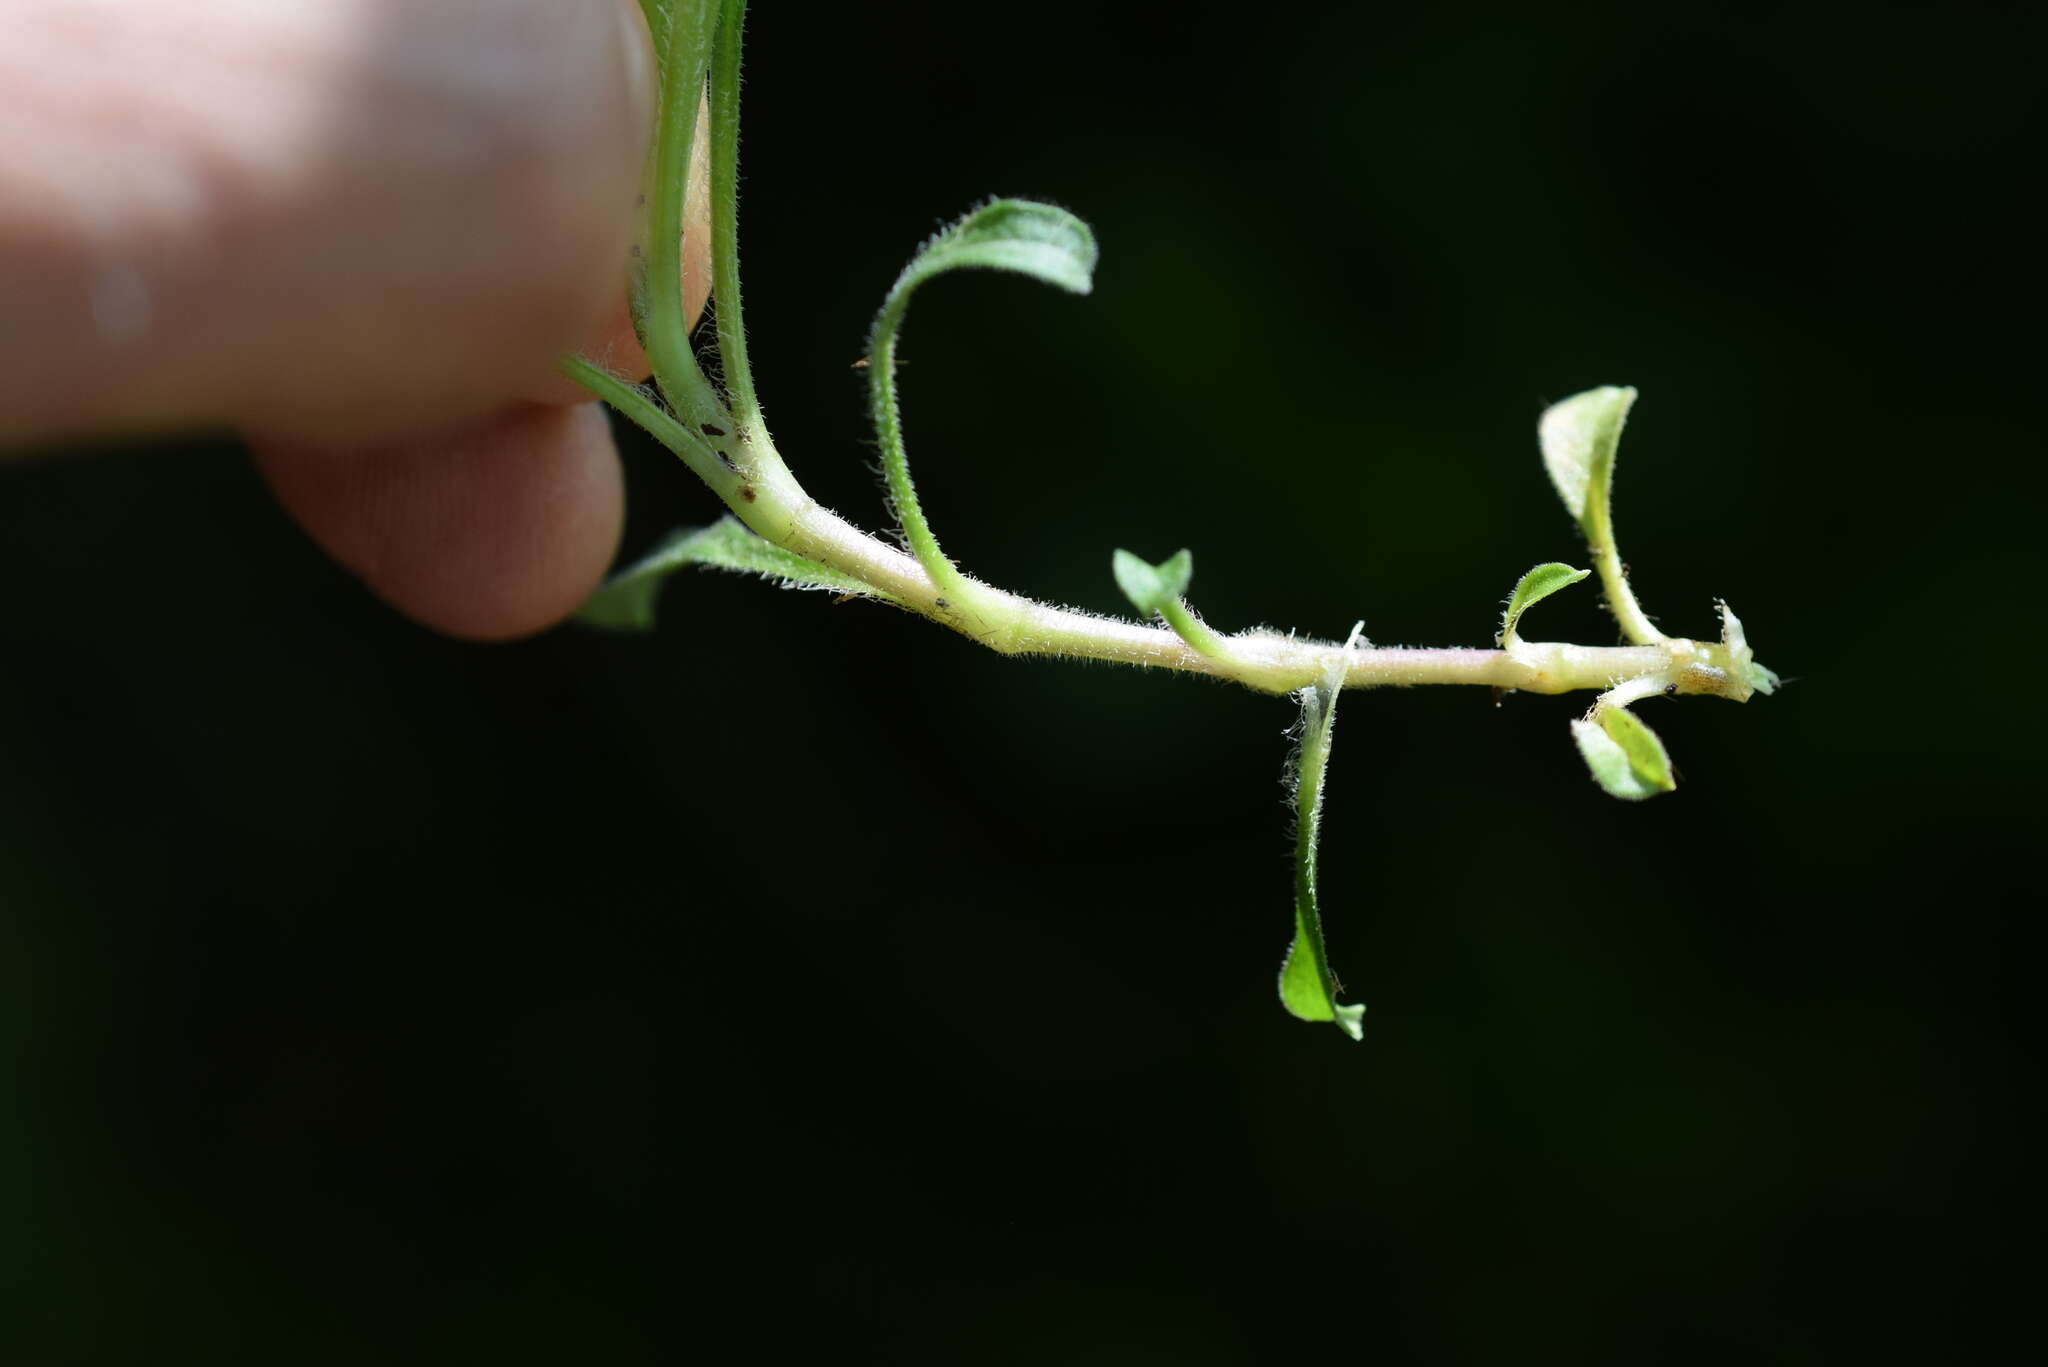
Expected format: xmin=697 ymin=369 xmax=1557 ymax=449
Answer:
xmin=1111 ymin=548 xmax=1193 ymax=618
xmin=1538 ymin=386 xmax=1637 ymax=532
xmin=1570 ymin=705 xmax=1677 ymax=800
xmin=1277 ymin=627 xmax=1366 ymax=1041
xmin=1498 ymin=562 xmax=1590 ymax=645
xmin=576 ymin=516 xmax=890 ymax=631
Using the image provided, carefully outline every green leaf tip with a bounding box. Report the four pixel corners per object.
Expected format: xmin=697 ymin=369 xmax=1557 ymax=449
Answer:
xmin=1280 ymin=938 xmax=1366 ymax=1040
xmin=576 ymin=516 xmax=891 ymax=631
xmin=894 ymin=199 xmax=1099 ymax=301
xmin=1539 ymin=385 xmax=1636 ymax=530
xmin=1111 ymin=548 xmax=1193 ymax=617
xmin=1570 ymin=705 xmax=1677 ymax=801
xmin=1498 ymin=562 xmax=1590 ymax=646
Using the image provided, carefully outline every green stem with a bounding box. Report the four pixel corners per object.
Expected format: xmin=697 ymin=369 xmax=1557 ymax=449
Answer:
xmin=866 ymin=292 xmax=968 ymax=604
xmin=719 ymin=458 xmax=1745 ymax=695
xmin=707 ymin=0 xmax=766 ymax=449
xmin=635 ymin=2 xmax=723 ymax=430
xmin=1583 ymin=475 xmax=1664 ymax=645
xmin=559 ymin=356 xmax=740 ymax=502
xmin=1290 ymin=630 xmax=1352 ymax=989
xmin=1159 ymin=598 xmax=1229 ymax=661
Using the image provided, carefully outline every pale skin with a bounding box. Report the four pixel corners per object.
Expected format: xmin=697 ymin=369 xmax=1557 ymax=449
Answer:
xmin=0 ymin=0 xmax=711 ymax=639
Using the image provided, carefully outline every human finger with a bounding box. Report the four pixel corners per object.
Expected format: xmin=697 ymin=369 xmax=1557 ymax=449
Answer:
xmin=248 ymin=401 xmax=624 ymax=641
xmin=0 ymin=0 xmax=655 ymax=447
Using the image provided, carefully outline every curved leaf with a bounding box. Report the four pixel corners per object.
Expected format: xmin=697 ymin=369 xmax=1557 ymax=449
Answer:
xmin=1539 ymin=386 xmax=1636 ymax=531
xmin=1498 ymin=562 xmax=1590 ymax=646
xmin=888 ymin=199 xmax=1098 ymax=303
xmin=1570 ymin=706 xmax=1677 ymax=800
xmin=867 ymin=200 xmax=1099 ymax=590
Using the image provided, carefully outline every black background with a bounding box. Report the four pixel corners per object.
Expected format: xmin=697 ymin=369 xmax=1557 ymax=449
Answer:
xmin=3 ymin=2 xmax=2039 ymax=1361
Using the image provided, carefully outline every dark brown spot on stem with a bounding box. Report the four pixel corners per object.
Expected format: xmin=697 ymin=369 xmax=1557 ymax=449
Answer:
xmin=739 ymin=485 xmax=757 ymax=503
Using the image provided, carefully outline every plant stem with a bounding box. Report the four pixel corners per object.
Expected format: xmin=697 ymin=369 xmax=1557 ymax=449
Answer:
xmin=634 ymin=4 xmax=724 ymax=431
xmin=726 ymin=455 xmax=1747 ymax=697
xmin=559 ymin=356 xmax=741 ymax=503
xmin=1582 ymin=466 xmax=1664 ymax=645
xmin=706 ymin=0 xmax=768 ymax=453
xmin=1159 ymin=598 xmax=1230 ymax=662
xmin=865 ymin=287 xmax=970 ymax=606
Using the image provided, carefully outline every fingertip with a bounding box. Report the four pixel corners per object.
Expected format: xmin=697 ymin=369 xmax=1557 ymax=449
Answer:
xmin=250 ymin=403 xmax=625 ymax=642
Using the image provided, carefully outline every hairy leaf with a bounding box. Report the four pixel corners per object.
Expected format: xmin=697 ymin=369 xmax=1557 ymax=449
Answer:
xmin=1570 ymin=706 xmax=1677 ymax=800
xmin=1111 ymin=548 xmax=1193 ymax=618
xmin=577 ymin=517 xmax=889 ymax=631
xmin=1498 ymin=562 xmax=1590 ymax=645
xmin=1539 ymin=386 xmax=1636 ymax=532
xmin=888 ymin=199 xmax=1098 ymax=305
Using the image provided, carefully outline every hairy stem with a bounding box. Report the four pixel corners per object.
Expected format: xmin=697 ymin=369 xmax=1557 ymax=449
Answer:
xmin=634 ymin=3 xmax=724 ymax=431
xmin=707 ymin=0 xmax=770 ymax=454
xmin=1583 ymin=464 xmax=1664 ymax=646
xmin=731 ymin=455 xmax=1743 ymax=697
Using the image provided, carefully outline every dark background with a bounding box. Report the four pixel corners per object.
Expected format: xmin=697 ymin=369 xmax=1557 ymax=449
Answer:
xmin=4 ymin=2 xmax=2039 ymax=1361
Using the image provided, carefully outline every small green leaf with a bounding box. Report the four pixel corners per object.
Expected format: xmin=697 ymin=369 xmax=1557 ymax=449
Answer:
xmin=1745 ymin=660 xmax=1781 ymax=696
xmin=1539 ymin=386 xmax=1636 ymax=532
xmin=576 ymin=516 xmax=889 ymax=631
xmin=1498 ymin=562 xmax=1590 ymax=645
xmin=890 ymin=199 xmax=1098 ymax=303
xmin=1570 ymin=706 xmax=1677 ymax=801
xmin=1111 ymin=548 xmax=1193 ymax=617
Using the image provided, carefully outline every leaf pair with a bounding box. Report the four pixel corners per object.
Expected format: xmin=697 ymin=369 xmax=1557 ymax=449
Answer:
xmin=1111 ymin=549 xmax=1191 ymax=617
